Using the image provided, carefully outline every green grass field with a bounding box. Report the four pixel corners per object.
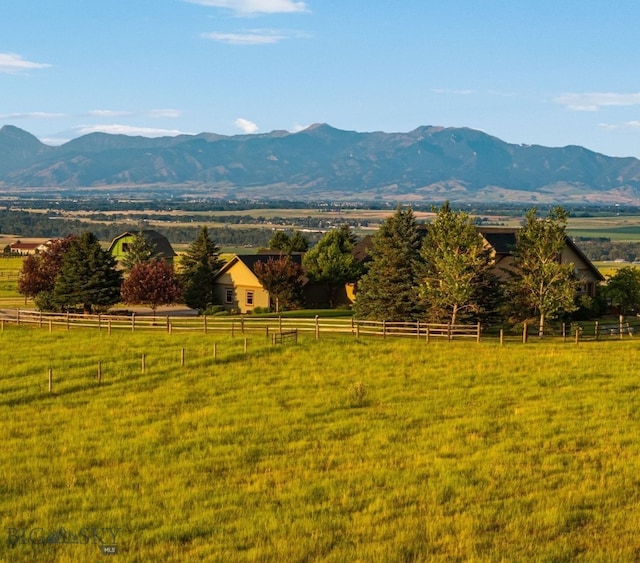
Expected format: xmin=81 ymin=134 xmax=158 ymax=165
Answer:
xmin=1 ymin=326 xmax=640 ymax=561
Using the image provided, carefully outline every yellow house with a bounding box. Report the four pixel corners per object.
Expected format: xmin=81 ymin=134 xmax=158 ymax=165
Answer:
xmin=212 ymin=255 xmax=275 ymax=313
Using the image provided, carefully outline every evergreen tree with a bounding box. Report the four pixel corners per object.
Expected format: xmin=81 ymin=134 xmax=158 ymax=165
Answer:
xmin=121 ymin=260 xmax=182 ymax=315
xmin=179 ymin=226 xmax=223 ymax=311
xmin=52 ymin=232 xmax=122 ymax=314
xmin=254 ymin=255 xmax=305 ymax=312
xmin=268 ymin=230 xmax=309 ymax=253
xmin=303 ymin=225 xmax=362 ymax=307
xmin=354 ymin=206 xmax=422 ymax=321
xmin=419 ymin=202 xmax=496 ymax=325
xmin=120 ymin=231 xmax=158 ymax=272
xmin=507 ymin=207 xmax=578 ymax=337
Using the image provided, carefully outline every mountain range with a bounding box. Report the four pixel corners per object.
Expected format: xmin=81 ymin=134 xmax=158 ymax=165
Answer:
xmin=1 ymin=124 xmax=640 ymax=203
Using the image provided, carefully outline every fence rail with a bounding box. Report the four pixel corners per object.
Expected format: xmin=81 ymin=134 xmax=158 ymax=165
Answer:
xmin=0 ymin=309 xmax=481 ymax=341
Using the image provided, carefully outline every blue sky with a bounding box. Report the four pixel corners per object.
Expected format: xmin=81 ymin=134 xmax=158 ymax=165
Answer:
xmin=2 ymin=0 xmax=640 ymax=158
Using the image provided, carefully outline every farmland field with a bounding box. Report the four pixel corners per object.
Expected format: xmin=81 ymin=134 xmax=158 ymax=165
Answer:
xmin=1 ymin=326 xmax=640 ymax=561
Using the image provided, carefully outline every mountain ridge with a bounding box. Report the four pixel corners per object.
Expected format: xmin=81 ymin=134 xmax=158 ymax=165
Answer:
xmin=1 ymin=124 xmax=640 ymax=203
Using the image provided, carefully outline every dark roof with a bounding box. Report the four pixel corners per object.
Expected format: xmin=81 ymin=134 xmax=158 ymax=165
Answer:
xmin=236 ymin=253 xmax=303 ymax=273
xmin=109 ymin=230 xmax=176 ymax=259
xmin=352 ymin=235 xmax=374 ymax=263
xmin=477 ymin=227 xmax=517 ymax=254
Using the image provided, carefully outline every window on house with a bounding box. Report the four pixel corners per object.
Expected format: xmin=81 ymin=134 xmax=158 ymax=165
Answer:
xmin=122 ymin=243 xmax=130 ymax=253
xmin=225 ymin=289 xmax=233 ymax=304
xmin=246 ymin=291 xmax=254 ymax=307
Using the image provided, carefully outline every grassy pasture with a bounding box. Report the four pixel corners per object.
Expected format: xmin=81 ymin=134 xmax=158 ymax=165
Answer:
xmin=1 ymin=327 xmax=640 ymax=561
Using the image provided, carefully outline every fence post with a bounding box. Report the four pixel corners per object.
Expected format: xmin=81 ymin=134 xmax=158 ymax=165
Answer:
xmin=39 ymin=310 xmax=42 ymax=328
xmin=279 ymin=316 xmax=282 ymax=332
xmin=562 ymin=322 xmax=566 ymax=343
xmin=356 ymin=322 xmax=360 ymax=340
xmin=108 ymin=319 xmax=112 ymax=336
xmin=204 ymin=316 xmax=207 ymax=334
xmin=141 ymin=354 xmax=146 ymax=374
xmin=266 ymin=326 xmax=269 ymax=339
xmin=213 ymin=342 xmax=218 ymax=360
xmin=315 ymin=315 xmax=320 ymax=341
xmin=17 ymin=309 xmax=20 ymax=325
xmin=425 ymin=326 xmax=430 ymax=344
xmin=48 ymin=368 xmax=53 ymax=392
xmin=522 ymin=322 xmax=528 ymax=344
xmin=575 ymin=328 xmax=580 ymax=345
xmin=595 ymin=320 xmax=599 ymax=340
xmin=447 ymin=323 xmax=452 ymax=341
xmin=66 ymin=311 xmax=69 ymax=331
xmin=383 ymin=320 xmax=386 ymax=339
xmin=181 ymin=348 xmax=185 ymax=367
xmin=131 ymin=313 xmax=136 ymax=333
xmin=417 ymin=320 xmax=420 ymax=339
xmin=500 ymin=328 xmax=504 ymax=346
xmin=477 ymin=322 xmax=481 ymax=343
xmin=620 ymin=315 xmax=624 ymax=340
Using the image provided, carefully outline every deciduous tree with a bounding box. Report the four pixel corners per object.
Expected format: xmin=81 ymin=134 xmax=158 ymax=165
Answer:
xmin=604 ymin=266 xmax=640 ymax=315
xmin=18 ymin=236 xmax=77 ymax=308
xmin=254 ymin=255 xmax=305 ymax=312
xmin=354 ymin=206 xmax=423 ymax=321
xmin=419 ymin=202 xmax=496 ymax=325
xmin=121 ymin=260 xmax=182 ymax=314
xmin=303 ymin=225 xmax=362 ymax=307
xmin=507 ymin=206 xmax=578 ymax=337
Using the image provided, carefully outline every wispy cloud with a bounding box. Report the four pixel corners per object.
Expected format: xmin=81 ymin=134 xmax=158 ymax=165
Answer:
xmin=202 ymin=29 xmax=289 ymax=45
xmin=0 ymin=111 xmax=66 ymax=119
xmin=599 ymin=121 xmax=640 ymax=131
xmin=71 ymin=124 xmax=187 ymax=137
xmin=86 ymin=108 xmax=182 ymax=118
xmin=554 ymin=92 xmax=640 ymax=112
xmin=185 ymin=0 xmax=308 ymax=16
xmin=234 ymin=118 xmax=258 ymax=133
xmin=431 ymin=88 xmax=475 ymax=96
xmin=0 ymin=52 xmax=51 ymax=74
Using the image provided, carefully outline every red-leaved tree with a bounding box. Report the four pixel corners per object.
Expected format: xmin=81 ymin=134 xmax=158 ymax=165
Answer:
xmin=121 ymin=260 xmax=182 ymax=314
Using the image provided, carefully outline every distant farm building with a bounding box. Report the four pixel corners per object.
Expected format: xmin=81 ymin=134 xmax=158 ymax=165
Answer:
xmin=108 ymin=230 xmax=176 ymax=266
xmin=6 ymin=240 xmax=55 ymax=255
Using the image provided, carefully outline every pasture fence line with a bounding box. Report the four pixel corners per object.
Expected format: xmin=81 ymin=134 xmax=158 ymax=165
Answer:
xmin=0 ymin=308 xmax=481 ymax=341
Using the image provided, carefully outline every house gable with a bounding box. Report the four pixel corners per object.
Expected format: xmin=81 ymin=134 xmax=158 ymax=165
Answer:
xmin=108 ymin=230 xmax=176 ymax=265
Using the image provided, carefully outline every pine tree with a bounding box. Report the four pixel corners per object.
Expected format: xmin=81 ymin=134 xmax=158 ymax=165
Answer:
xmin=52 ymin=232 xmax=122 ymax=314
xmin=179 ymin=226 xmax=223 ymax=311
xmin=419 ymin=202 xmax=495 ymax=325
xmin=120 ymin=231 xmax=159 ymax=272
xmin=354 ymin=206 xmax=423 ymax=321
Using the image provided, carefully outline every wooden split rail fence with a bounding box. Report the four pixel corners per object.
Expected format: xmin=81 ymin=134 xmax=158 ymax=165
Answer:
xmin=0 ymin=309 xmax=482 ymax=341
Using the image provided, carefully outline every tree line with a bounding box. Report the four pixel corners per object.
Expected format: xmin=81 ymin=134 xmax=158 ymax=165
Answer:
xmin=16 ymin=204 xmax=639 ymax=337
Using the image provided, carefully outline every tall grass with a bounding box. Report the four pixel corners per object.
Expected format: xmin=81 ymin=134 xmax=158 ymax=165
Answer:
xmin=1 ymin=327 xmax=640 ymax=561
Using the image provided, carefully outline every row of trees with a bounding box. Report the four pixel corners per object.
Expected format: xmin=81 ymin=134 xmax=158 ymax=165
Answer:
xmin=355 ymin=204 xmax=579 ymax=337
xmin=18 ymin=228 xmax=224 ymax=314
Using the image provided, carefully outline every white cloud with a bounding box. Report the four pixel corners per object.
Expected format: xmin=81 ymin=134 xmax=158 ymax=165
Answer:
xmin=147 ymin=108 xmax=182 ymax=118
xmin=202 ymin=29 xmax=287 ymax=45
xmin=0 ymin=111 xmax=66 ymax=119
xmin=0 ymin=52 xmax=51 ymax=73
xmin=185 ymin=0 xmax=308 ymax=16
xmin=86 ymin=110 xmax=134 ymax=117
xmin=234 ymin=118 xmax=258 ymax=133
xmin=431 ymin=88 xmax=475 ymax=96
xmin=599 ymin=121 xmax=640 ymax=131
xmin=72 ymin=124 xmax=187 ymax=137
xmin=554 ymin=92 xmax=640 ymax=112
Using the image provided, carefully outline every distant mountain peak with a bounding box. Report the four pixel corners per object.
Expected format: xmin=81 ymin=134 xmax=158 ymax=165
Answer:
xmin=1 ymin=124 xmax=640 ymax=203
